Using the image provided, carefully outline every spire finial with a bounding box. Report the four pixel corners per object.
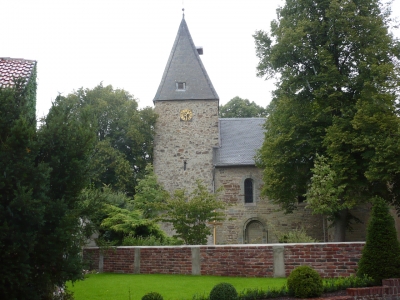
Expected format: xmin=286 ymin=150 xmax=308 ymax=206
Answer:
xmin=182 ymin=8 xmax=185 ymax=18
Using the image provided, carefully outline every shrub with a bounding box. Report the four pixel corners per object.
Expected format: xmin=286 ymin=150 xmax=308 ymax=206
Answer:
xmin=209 ymin=282 xmax=238 ymax=300
xmin=122 ymin=234 xmax=183 ymax=246
xmin=323 ymin=275 xmax=374 ymax=293
xmin=141 ymin=291 xmax=163 ymax=300
xmin=278 ymin=227 xmax=317 ymax=243
xmin=287 ymin=265 xmax=323 ymax=298
xmin=357 ymin=197 xmax=400 ymax=285
xmin=239 ymin=286 xmax=288 ymax=300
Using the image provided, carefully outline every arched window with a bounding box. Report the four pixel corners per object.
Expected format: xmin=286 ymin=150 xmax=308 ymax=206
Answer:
xmin=244 ymin=178 xmax=253 ymax=203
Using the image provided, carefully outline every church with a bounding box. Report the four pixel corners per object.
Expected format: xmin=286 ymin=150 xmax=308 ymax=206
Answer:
xmin=152 ymin=16 xmax=387 ymax=244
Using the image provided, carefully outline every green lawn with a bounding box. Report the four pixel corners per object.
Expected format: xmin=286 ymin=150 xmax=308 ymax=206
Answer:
xmin=68 ymin=273 xmax=287 ymax=300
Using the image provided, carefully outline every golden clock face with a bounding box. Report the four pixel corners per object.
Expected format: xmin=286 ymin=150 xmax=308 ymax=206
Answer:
xmin=180 ymin=109 xmax=193 ymax=121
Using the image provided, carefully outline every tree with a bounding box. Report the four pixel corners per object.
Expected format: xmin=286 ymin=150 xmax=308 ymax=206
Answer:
xmin=54 ymin=84 xmax=159 ymax=247
xmin=0 ymin=82 xmax=96 ymax=298
xmin=357 ymin=197 xmax=400 ymax=285
xmin=100 ymin=204 xmax=166 ymax=244
xmin=255 ymin=0 xmax=400 ymax=241
xmin=158 ymin=181 xmax=225 ymax=245
xmin=57 ymin=83 xmax=157 ymax=195
xmin=79 ymin=184 xmax=166 ymax=245
xmin=134 ymin=164 xmax=168 ymax=218
xmin=0 ymin=81 xmax=47 ymax=298
xmin=35 ymin=92 xmax=96 ymax=297
xmin=219 ymin=96 xmax=267 ymax=118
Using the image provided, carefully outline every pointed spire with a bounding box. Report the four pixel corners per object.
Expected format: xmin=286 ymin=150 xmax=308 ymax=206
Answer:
xmin=182 ymin=8 xmax=185 ymax=19
xmin=153 ymin=18 xmax=219 ymax=103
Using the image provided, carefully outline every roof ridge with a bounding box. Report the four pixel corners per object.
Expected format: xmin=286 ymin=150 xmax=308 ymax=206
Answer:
xmin=0 ymin=57 xmax=36 ymax=62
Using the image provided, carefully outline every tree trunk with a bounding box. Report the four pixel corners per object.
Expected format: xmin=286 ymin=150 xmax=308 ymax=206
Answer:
xmin=333 ymin=209 xmax=349 ymax=242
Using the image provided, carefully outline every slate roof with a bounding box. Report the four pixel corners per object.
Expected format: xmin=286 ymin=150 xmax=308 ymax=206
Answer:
xmin=214 ymin=118 xmax=266 ymax=166
xmin=0 ymin=57 xmax=36 ymax=88
xmin=153 ymin=17 xmax=219 ymax=102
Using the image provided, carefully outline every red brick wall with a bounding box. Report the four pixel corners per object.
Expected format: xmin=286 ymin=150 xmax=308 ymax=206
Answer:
xmin=200 ymin=246 xmax=274 ymax=277
xmin=284 ymin=243 xmax=364 ymax=278
xmin=346 ymin=278 xmax=400 ymax=300
xmin=83 ymin=242 xmax=365 ymax=278
xmin=140 ymin=247 xmax=192 ymax=275
xmin=104 ymin=248 xmax=135 ymax=273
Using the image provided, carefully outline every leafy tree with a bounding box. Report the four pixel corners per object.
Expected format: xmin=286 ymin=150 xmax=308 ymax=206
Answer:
xmin=0 ymin=83 xmax=46 ymax=299
xmin=78 ymin=185 xmax=134 ymax=244
xmin=79 ymin=184 xmax=166 ymax=245
xmin=255 ymin=0 xmax=400 ymax=241
xmin=0 ymin=82 xmax=157 ymax=298
xmin=0 ymin=81 xmax=96 ymax=298
xmin=100 ymin=204 xmax=165 ymax=245
xmin=57 ymin=83 xmax=157 ymax=195
xmin=219 ymin=96 xmax=267 ymax=118
xmin=158 ymin=181 xmax=225 ymax=245
xmin=34 ymin=90 xmax=96 ymax=297
xmin=357 ymin=197 xmax=400 ymax=285
xmin=134 ymin=164 xmax=168 ymax=218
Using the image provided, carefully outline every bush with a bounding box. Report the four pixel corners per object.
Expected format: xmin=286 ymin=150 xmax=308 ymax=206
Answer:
xmin=278 ymin=227 xmax=317 ymax=243
xmin=239 ymin=286 xmax=288 ymax=300
xmin=141 ymin=291 xmax=163 ymax=300
xmin=323 ymin=275 xmax=374 ymax=293
xmin=209 ymin=282 xmax=238 ymax=300
xmin=287 ymin=266 xmax=323 ymax=298
xmin=122 ymin=234 xmax=183 ymax=246
xmin=357 ymin=197 xmax=400 ymax=285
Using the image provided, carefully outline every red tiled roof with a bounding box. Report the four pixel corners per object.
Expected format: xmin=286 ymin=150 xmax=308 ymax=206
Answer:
xmin=0 ymin=57 xmax=36 ymax=88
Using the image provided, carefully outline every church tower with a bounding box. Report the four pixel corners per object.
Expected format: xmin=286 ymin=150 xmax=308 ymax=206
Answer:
xmin=153 ymin=16 xmax=219 ymax=194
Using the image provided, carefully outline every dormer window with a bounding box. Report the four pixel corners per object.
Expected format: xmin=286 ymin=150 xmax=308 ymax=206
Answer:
xmin=176 ymin=82 xmax=186 ymax=91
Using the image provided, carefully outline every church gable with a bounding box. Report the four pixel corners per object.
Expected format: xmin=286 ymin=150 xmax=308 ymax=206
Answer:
xmin=153 ymin=17 xmax=219 ymax=102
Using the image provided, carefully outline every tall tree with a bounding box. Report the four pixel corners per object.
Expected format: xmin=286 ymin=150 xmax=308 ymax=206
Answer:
xmin=219 ymin=96 xmax=267 ymax=118
xmin=56 ymin=84 xmax=157 ymax=195
xmin=0 ymin=82 xmax=96 ymax=298
xmin=0 ymin=82 xmax=46 ymax=299
xmin=255 ymin=0 xmax=400 ymax=241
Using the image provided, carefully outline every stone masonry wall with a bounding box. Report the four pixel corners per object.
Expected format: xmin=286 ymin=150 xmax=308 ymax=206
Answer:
xmin=153 ymin=100 xmax=219 ymax=195
xmin=214 ymin=166 xmax=371 ymax=244
xmin=83 ymin=242 xmax=364 ymax=278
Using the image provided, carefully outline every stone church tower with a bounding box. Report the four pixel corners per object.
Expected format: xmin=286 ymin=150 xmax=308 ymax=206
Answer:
xmin=153 ymin=16 xmax=219 ymax=194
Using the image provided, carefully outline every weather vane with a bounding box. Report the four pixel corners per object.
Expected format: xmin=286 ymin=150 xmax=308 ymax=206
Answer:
xmin=182 ymin=0 xmax=185 ymax=18
xmin=182 ymin=8 xmax=185 ymax=18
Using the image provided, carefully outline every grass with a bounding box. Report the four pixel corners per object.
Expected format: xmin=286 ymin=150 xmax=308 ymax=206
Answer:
xmin=67 ymin=273 xmax=287 ymax=300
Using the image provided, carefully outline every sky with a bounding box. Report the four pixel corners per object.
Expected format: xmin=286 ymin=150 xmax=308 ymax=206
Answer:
xmin=2 ymin=0 xmax=400 ymax=118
